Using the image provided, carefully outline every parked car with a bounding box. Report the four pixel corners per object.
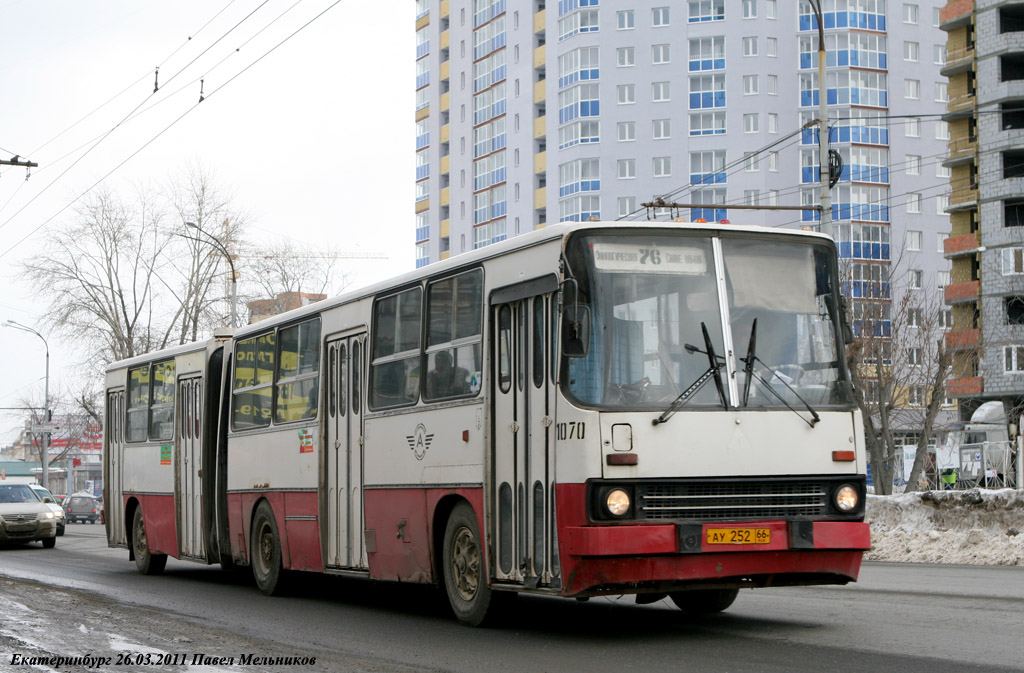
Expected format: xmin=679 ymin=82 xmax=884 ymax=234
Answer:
xmin=28 ymin=484 xmax=66 ymax=536
xmin=65 ymin=494 xmax=101 ymax=524
xmin=0 ymin=483 xmax=58 ymax=548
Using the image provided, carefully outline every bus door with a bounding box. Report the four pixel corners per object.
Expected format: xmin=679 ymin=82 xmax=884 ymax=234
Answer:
xmin=106 ymin=389 xmax=126 ymax=546
xmin=324 ymin=331 xmax=367 ymax=569
xmin=491 ymin=283 xmax=557 ymax=586
xmin=176 ymin=374 xmax=205 ymax=560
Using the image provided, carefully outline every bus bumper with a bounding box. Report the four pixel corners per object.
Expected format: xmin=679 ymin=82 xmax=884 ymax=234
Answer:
xmin=558 ymin=521 xmax=870 ymax=596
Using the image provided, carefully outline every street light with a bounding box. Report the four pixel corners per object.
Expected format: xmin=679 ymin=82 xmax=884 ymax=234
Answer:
xmin=4 ymin=320 xmax=50 ymax=489
xmin=185 ymin=221 xmax=238 ymax=328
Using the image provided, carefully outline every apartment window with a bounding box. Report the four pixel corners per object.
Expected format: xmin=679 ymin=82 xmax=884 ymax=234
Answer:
xmin=652 ymin=7 xmax=670 ymax=26
xmin=652 ymin=119 xmax=671 ymax=139
xmin=904 ymin=79 xmax=920 ymax=100
xmin=744 ymin=113 xmax=759 ymax=133
xmin=617 ymin=10 xmax=635 ymax=29
xmin=1008 ymin=297 xmax=1024 ymax=325
xmin=744 ymin=151 xmax=760 ymax=172
xmin=689 ymin=36 xmax=726 ymax=71
xmin=907 ymin=155 xmax=921 ymax=175
xmin=937 ymin=163 xmax=951 ymax=178
xmin=934 ymin=45 xmax=947 ymax=65
xmin=906 ymin=230 xmax=922 ymax=251
xmin=904 ymin=41 xmax=919 ymax=62
xmin=617 ymin=121 xmax=636 ymax=141
xmin=937 ymin=233 xmax=948 ymax=253
xmin=767 ymin=75 xmax=778 ymax=95
xmin=743 ymin=0 xmax=757 ymax=18
xmin=652 ymin=44 xmax=670 ymax=64
xmin=903 ymin=3 xmax=918 ymax=23
xmin=743 ymin=75 xmax=759 ymax=95
xmin=766 ymin=0 xmax=776 ymax=18
xmin=618 ymin=84 xmax=636 ymax=104
xmin=618 ymin=196 xmax=637 ymax=217
xmin=908 ymin=386 xmax=924 ymax=406
xmin=743 ymin=37 xmax=758 ymax=56
xmin=653 ymin=156 xmax=672 ymax=177
xmin=933 ymin=7 xmax=941 ymax=25
xmin=908 ymin=307 xmax=922 ymax=327
xmin=689 ymin=0 xmax=725 ymax=22
xmin=908 ymin=347 xmax=922 ymax=367
xmin=689 ymin=111 xmax=726 ymax=136
xmin=744 ymin=190 xmax=761 ymax=206
xmin=1005 ymin=346 xmax=1024 ymax=372
xmin=907 ymin=193 xmax=922 ymax=213
xmin=652 ymin=81 xmax=671 ymax=102
xmin=768 ymin=189 xmax=779 ymax=205
xmin=935 ymin=82 xmax=948 ymax=102
xmin=937 ymin=194 xmax=950 ymax=213
xmin=1003 ymin=248 xmax=1024 ymax=275
xmin=936 ymin=121 xmax=949 ymax=140
xmin=617 ymin=47 xmax=635 ymax=67
xmin=938 ymin=271 xmax=950 ymax=288
xmin=939 ymin=308 xmax=952 ymax=329
xmin=769 ymin=151 xmax=778 ymax=171
xmin=767 ymin=37 xmax=777 ymax=57
xmin=617 ymin=159 xmax=636 ymax=179
xmin=905 ymin=118 xmax=920 ymax=137
xmin=908 ymin=269 xmax=923 ymax=289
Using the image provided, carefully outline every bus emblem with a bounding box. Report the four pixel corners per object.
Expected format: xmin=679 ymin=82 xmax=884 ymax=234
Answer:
xmin=406 ymin=423 xmax=434 ymax=461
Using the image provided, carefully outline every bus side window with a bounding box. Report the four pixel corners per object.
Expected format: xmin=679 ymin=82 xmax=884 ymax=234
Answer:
xmin=232 ymin=334 xmax=274 ymax=430
xmin=275 ymin=318 xmax=321 ymax=423
xmin=126 ymin=365 xmax=150 ymax=443
xmin=370 ymin=288 xmax=422 ymax=409
xmin=351 ymin=340 xmax=360 ymax=414
xmin=425 ymin=269 xmax=482 ymax=401
xmin=498 ymin=305 xmax=512 ymax=394
xmin=533 ymin=296 xmax=544 ymax=388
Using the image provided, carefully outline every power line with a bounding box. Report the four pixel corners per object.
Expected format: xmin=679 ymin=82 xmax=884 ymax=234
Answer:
xmin=0 ymin=0 xmax=346 ymax=261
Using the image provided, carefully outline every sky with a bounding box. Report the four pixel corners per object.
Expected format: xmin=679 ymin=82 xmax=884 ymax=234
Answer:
xmin=0 ymin=0 xmax=415 ymax=440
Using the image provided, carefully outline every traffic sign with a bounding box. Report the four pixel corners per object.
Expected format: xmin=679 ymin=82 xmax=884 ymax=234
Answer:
xmin=29 ymin=423 xmax=60 ymax=434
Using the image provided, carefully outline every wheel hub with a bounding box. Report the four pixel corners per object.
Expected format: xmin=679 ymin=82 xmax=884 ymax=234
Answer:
xmin=451 ymin=526 xmax=479 ymax=601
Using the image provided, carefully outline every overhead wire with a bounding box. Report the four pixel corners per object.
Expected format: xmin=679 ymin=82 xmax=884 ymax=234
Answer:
xmin=0 ymin=0 xmax=346 ymax=261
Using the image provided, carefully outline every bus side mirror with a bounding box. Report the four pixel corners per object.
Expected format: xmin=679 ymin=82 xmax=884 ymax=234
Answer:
xmin=563 ymin=305 xmax=590 ymax=358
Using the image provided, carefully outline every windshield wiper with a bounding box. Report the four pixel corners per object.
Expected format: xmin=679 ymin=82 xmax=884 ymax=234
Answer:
xmin=739 ymin=318 xmax=820 ymax=428
xmin=653 ymin=322 xmax=728 ymax=426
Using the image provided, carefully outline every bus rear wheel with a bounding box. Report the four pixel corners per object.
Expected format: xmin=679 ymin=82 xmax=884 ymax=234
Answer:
xmin=442 ymin=502 xmax=498 ymax=627
xmin=669 ymin=588 xmax=739 ymax=615
xmin=251 ymin=502 xmax=285 ymax=596
xmin=132 ymin=507 xmax=167 ymax=575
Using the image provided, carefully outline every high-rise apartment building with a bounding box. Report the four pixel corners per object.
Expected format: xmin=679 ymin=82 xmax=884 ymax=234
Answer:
xmin=415 ymin=1 xmax=954 ymax=434
xmin=941 ymin=0 xmax=1024 ymax=417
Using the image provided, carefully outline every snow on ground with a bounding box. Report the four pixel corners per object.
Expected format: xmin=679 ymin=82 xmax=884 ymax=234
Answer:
xmin=865 ymin=488 xmax=1024 ymax=565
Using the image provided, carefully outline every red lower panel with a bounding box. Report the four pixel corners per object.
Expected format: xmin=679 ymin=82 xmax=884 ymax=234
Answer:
xmin=130 ymin=494 xmax=177 ymax=557
xmin=363 ymin=487 xmax=484 ymax=584
xmin=226 ymin=490 xmax=321 ymax=572
xmin=562 ymin=550 xmax=865 ymax=595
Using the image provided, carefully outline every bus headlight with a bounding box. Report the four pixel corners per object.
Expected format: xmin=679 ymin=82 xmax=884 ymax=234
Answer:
xmin=834 ymin=485 xmax=858 ymax=512
xmin=605 ymin=489 xmax=631 ymax=517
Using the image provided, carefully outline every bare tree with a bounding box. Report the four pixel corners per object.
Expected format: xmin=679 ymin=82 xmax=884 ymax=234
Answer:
xmin=844 ymin=280 xmax=953 ymax=495
xmin=241 ymin=239 xmax=350 ymax=321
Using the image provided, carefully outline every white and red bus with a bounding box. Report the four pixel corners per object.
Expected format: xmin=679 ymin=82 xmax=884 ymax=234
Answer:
xmin=104 ymin=221 xmax=870 ymax=626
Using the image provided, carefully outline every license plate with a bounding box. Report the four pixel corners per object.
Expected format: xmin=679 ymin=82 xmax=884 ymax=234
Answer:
xmin=706 ymin=528 xmax=771 ymax=545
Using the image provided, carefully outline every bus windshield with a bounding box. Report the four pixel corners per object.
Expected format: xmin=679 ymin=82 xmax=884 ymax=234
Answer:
xmin=562 ymin=231 xmax=852 ymax=411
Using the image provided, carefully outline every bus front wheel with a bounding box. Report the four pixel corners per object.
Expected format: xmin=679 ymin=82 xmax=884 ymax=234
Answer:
xmin=132 ymin=507 xmax=167 ymax=575
xmin=442 ymin=502 xmax=498 ymax=626
xmin=669 ymin=587 xmax=739 ymax=615
xmin=251 ymin=502 xmax=285 ymax=596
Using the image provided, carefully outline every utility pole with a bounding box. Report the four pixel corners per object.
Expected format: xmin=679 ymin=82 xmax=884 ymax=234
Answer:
xmin=4 ymin=321 xmax=50 ymax=488
xmin=810 ymin=0 xmax=833 ymax=239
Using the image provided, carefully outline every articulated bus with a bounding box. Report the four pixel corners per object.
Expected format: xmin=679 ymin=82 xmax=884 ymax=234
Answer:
xmin=103 ymin=221 xmax=870 ymax=626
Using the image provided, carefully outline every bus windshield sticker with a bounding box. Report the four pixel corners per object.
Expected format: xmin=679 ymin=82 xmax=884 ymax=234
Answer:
xmin=590 ymin=243 xmax=707 ymax=275
xmin=160 ymin=445 xmax=171 ymax=465
xmin=298 ymin=428 xmax=314 ymax=453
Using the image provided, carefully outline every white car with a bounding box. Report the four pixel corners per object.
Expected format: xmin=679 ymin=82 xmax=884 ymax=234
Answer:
xmin=29 ymin=484 xmax=66 ymax=536
xmin=0 ymin=483 xmax=58 ymax=548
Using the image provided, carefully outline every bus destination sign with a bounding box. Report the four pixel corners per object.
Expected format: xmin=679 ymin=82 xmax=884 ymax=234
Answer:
xmin=591 ymin=243 xmax=707 ymax=275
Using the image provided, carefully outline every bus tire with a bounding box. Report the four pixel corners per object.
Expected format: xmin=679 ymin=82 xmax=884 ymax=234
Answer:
xmin=442 ymin=502 xmax=496 ymax=627
xmin=132 ymin=507 xmax=167 ymax=575
xmin=251 ymin=502 xmax=285 ymax=596
xmin=669 ymin=588 xmax=739 ymax=615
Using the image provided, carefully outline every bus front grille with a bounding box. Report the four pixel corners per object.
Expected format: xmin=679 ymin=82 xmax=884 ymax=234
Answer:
xmin=638 ymin=481 xmax=829 ymax=520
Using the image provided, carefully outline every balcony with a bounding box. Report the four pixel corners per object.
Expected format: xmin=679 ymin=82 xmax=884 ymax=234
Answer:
xmin=944 ymin=232 xmax=981 ymax=258
xmin=945 ymin=135 xmax=977 ymax=166
xmin=534 ymin=187 xmax=546 ymax=210
xmin=440 ymin=0 xmax=449 ymax=18
xmin=534 ymin=79 xmax=546 ymax=104
xmin=945 ymin=328 xmax=981 ymax=350
xmin=534 ymin=115 xmax=547 ymax=139
xmin=534 ymin=9 xmax=546 ymax=34
xmin=440 ymin=29 xmax=450 ymax=51
xmin=947 ymin=92 xmax=975 ymax=116
xmin=939 ymin=0 xmax=973 ymax=30
xmin=941 ymin=45 xmax=975 ymax=77
xmin=534 ymin=44 xmax=546 ymax=70
xmin=946 ymin=376 xmax=983 ymax=396
xmin=948 ymin=185 xmax=979 ymax=210
xmin=534 ymin=151 xmax=546 ymax=175
xmin=945 ymin=280 xmax=980 ymax=304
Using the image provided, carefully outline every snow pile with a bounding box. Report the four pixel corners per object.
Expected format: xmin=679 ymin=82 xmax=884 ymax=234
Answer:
xmin=865 ymin=489 xmax=1024 ymax=565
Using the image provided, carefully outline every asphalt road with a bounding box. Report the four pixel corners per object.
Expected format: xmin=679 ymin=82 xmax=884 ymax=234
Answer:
xmin=0 ymin=523 xmax=1022 ymax=673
